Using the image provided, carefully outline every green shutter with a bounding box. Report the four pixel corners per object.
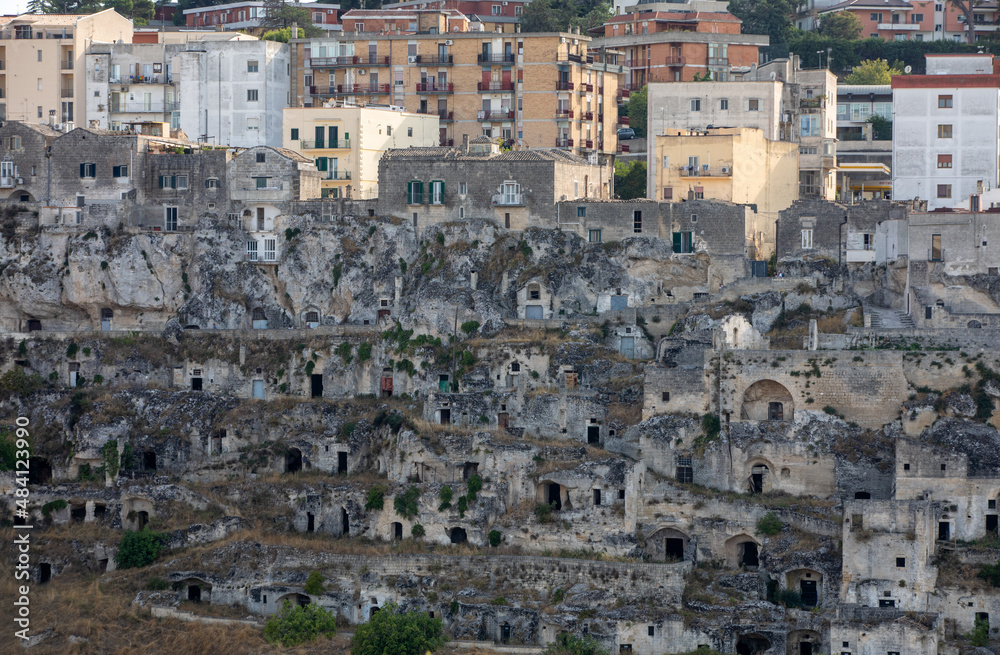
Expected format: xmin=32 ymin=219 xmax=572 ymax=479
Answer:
xmin=417 ymin=181 xmax=424 ymax=203
xmin=80 ymin=163 xmax=86 ymax=177
xmin=158 ymin=175 xmax=164 ymax=188
xmin=672 ymin=232 xmax=682 ymax=253
xmin=439 ymin=180 xmax=445 ymax=202
xmin=316 ymin=157 xmax=327 ymax=171
xmin=407 ymin=181 xmax=413 ymax=204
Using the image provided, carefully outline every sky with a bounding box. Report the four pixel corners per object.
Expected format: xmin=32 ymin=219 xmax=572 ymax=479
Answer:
xmin=1 ymin=0 xmax=27 ymax=15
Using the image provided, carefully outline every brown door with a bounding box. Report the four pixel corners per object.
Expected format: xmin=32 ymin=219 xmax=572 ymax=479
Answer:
xmin=377 ymin=309 xmax=391 ymax=322
xmin=381 ymin=376 xmax=393 ymax=397
xmin=497 ymin=412 xmax=509 ymax=429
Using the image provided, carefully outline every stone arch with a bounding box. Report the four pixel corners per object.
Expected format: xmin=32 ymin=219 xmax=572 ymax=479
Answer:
xmin=968 ymin=320 xmax=983 ymax=329
xmin=179 ymin=577 xmax=212 ymax=603
xmin=725 ymin=534 xmax=761 ymax=569
xmin=741 ymin=379 xmax=793 ymax=422
xmin=251 ymin=307 xmax=268 ymax=329
xmin=276 ymin=592 xmax=310 ymax=609
xmin=9 ymin=189 xmax=34 ymax=202
xmin=736 ymin=633 xmax=772 ymax=655
xmin=744 ymin=457 xmax=776 ymax=494
xmin=123 ymin=497 xmax=155 ymax=531
xmin=786 ymin=629 xmax=821 ymax=655
xmin=391 ymin=522 xmax=403 ymax=540
xmin=303 ymin=308 xmax=321 ymax=328
xmin=648 ymin=527 xmax=690 ymax=562
xmin=785 ymin=569 xmax=822 ymax=608
xmin=450 ymin=527 xmax=468 ymax=544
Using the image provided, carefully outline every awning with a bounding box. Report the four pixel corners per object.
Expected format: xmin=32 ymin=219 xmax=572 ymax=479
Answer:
xmin=837 ymin=163 xmax=891 ymax=176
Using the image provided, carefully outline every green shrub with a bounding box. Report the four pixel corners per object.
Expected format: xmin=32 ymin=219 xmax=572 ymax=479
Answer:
xmin=438 ymin=485 xmax=453 ymax=511
xmin=336 ymin=342 xmax=352 ymax=364
xmin=456 ymin=495 xmax=468 ymax=518
xmin=412 ymin=524 xmax=425 ymax=538
xmin=114 ymin=529 xmax=166 ymax=569
xmin=304 ymin=571 xmax=325 ymax=595
xmin=701 ymin=413 xmax=721 ymax=441
xmin=264 ymin=600 xmax=338 ymax=647
xmin=978 ymin=561 xmax=1000 ymax=587
xmin=488 ymin=530 xmax=501 ymax=547
xmin=551 ymin=588 xmax=564 ymax=604
xmin=0 ymin=367 xmax=46 ymax=395
xmin=0 ymin=428 xmax=17 ymax=471
xmin=41 ymin=499 xmax=67 ymax=517
xmin=756 ymin=512 xmax=783 ymax=536
xmin=778 ymin=589 xmax=802 ymax=608
xmin=365 ymin=485 xmax=385 ymax=511
xmin=467 ymin=474 xmax=482 ymax=502
xmin=351 ymin=602 xmax=445 ymax=655
xmin=358 ymin=342 xmax=372 ymax=362
xmin=101 ymin=439 xmax=120 ymax=479
xmin=535 ymin=502 xmax=553 ymax=523
xmin=490 ymin=596 xmax=508 ymax=605
xmin=460 ymin=320 xmax=480 ymax=336
xmin=394 ymin=486 xmax=420 ymax=519
xmin=436 ymin=232 xmax=445 ymax=245
xmin=969 ymin=615 xmax=990 ymax=647
xmin=542 ymin=633 xmax=611 ymax=655
xmin=66 ymin=342 xmax=79 ymax=359
xmin=146 ymin=577 xmax=169 ymax=591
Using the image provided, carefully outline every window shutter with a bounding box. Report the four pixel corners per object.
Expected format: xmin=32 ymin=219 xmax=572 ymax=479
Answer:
xmin=80 ymin=163 xmax=86 ymax=177
xmin=416 ymin=181 xmax=423 ymax=200
xmin=672 ymin=232 xmax=682 ymax=253
xmin=158 ymin=175 xmax=165 ymax=188
xmin=407 ymin=181 xmax=413 ymax=204
xmin=440 ymin=180 xmax=445 ymax=199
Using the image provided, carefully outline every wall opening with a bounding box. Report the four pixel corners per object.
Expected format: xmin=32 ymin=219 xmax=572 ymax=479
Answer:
xmin=939 ymin=521 xmax=950 ymax=541
xmin=143 ymin=451 xmax=157 ymax=471
xmin=311 ymin=374 xmax=323 ymax=398
xmin=800 ymin=580 xmax=817 ymax=607
xmin=988 ymin=515 xmax=998 ymax=534
xmin=392 ymin=522 xmax=403 ymax=540
xmin=188 ymin=584 xmax=202 ymax=602
xmin=39 ymin=563 xmax=51 ymax=584
xmin=450 ymin=527 xmax=468 ymax=544
xmin=736 ymin=634 xmax=771 ymax=655
xmin=854 ymin=491 xmax=871 ymax=499
xmin=338 ymin=451 xmax=348 ymax=474
xmin=307 ymin=512 xmax=315 ymax=532
xmin=593 ymin=489 xmax=602 ymax=506
xmin=137 ymin=510 xmax=149 ymax=530
xmin=191 ymin=377 xmax=203 ymax=391
xmin=750 ymin=464 xmax=768 ymax=494
xmin=665 ymin=538 xmax=684 ymax=560
xmin=587 ymin=425 xmax=600 ymax=445
xmin=463 ymin=462 xmax=479 ymax=481
xmin=742 ymin=379 xmax=794 ymax=421
xmin=70 ymin=504 xmax=86 ymax=522
xmin=27 ymin=457 xmax=52 ymax=485
xmin=342 ymin=507 xmax=350 ymax=535
xmin=547 ymin=482 xmax=562 ymax=510
xmin=740 ymin=542 xmax=759 ymax=567
xmin=286 ymin=447 xmax=302 ymax=473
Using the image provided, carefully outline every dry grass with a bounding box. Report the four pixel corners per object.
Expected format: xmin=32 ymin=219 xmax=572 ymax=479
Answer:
xmin=605 ymin=401 xmax=642 ymax=425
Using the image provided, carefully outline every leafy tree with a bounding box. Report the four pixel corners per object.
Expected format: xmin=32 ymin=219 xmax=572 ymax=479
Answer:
xmin=978 ymin=561 xmax=1000 ymax=587
xmin=818 ymin=11 xmax=862 ymax=40
xmin=261 ymin=26 xmax=306 ymax=43
xmin=969 ymin=614 xmax=990 ymax=647
xmin=260 ymin=1 xmax=324 ymax=37
xmin=728 ymin=0 xmax=794 ymax=49
xmin=105 ymin=0 xmax=154 ymax=25
xmin=520 ymin=0 xmax=572 ymax=32
xmin=394 ymin=486 xmax=420 ymax=518
xmin=411 ymin=523 xmax=425 ymax=537
xmin=867 ymin=114 xmax=892 ymax=141
xmin=438 ymin=485 xmax=453 ymax=511
xmin=304 ymin=571 xmax=325 ymax=596
xmin=115 ymin=528 xmax=166 ymax=569
xmin=488 ymin=530 xmax=502 ymax=547
xmin=264 ymin=601 xmax=337 ymax=647
xmin=365 ymin=485 xmax=385 ymax=511
xmin=844 ymin=58 xmax=903 ymax=84
xmin=0 ymin=429 xmax=17 ymax=471
xmin=614 ymin=161 xmax=646 ymax=200
xmin=351 ymin=602 xmax=446 ymax=655
xmin=625 ymin=85 xmax=647 ymax=138
xmin=543 ymin=633 xmax=611 ymax=655
xmin=949 ymin=0 xmax=980 ymax=43
xmin=571 ymin=2 xmax=613 ymax=34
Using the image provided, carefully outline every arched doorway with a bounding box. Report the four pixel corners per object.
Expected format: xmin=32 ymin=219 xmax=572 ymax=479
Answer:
xmin=648 ymin=527 xmax=689 ymax=562
xmin=392 ymin=522 xmax=403 ymax=540
xmin=786 ymin=630 xmax=821 ymax=655
xmin=450 ymin=527 xmax=467 ymax=543
xmin=252 ymin=307 xmax=268 ymax=329
xmin=285 ymin=448 xmax=302 ymax=473
xmin=785 ymin=569 xmax=822 ymax=608
xmin=736 ymin=634 xmax=772 ymax=655
xmin=742 ymin=380 xmax=794 ymax=422
xmin=726 ymin=535 xmax=761 ymax=569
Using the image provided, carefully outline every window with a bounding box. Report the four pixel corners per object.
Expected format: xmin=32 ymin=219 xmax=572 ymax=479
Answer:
xmin=386 ymin=125 xmax=392 ymax=136
xmin=937 ymin=184 xmax=951 ymax=199
xmin=247 ymin=89 xmax=259 ymax=102
xmin=246 ymin=240 xmax=258 ymax=261
xmin=112 ymin=165 xmax=128 ymax=177
xmin=407 ymin=180 xmax=424 ymax=204
xmin=800 ymin=115 xmax=820 ymax=137
xmin=4 ymin=136 xmax=21 ymax=150
xmin=672 ymin=231 xmax=693 ymax=253
xmin=164 ymin=206 xmax=178 ymax=231
xmin=255 ymin=177 xmax=269 ymax=190
xmin=264 ymin=238 xmax=276 ymax=261
xmin=663 ymin=187 xmax=673 ymax=200
xmin=991 ymin=500 xmax=997 ymax=509
xmin=589 ymin=229 xmax=602 ymax=243
xmin=502 ymin=181 xmax=521 ymax=205
xmin=247 ymin=60 xmax=258 ymax=72
xmin=158 ymin=175 xmax=176 ymax=188
xmin=247 ymin=118 xmax=259 ymax=131
xmin=662 ymin=392 xmax=670 ymax=401
xmin=205 ymin=178 xmax=219 ymax=188
xmin=648 ymin=627 xmax=655 ymax=637
xmin=176 ymin=175 xmax=188 ymax=190
xmin=870 ymin=12 xmax=882 ymax=20
xmin=633 ymin=210 xmax=642 ymax=233
xmin=937 ymin=154 xmax=952 ymax=168
xmin=290 ymin=128 xmax=299 ymax=140
xmin=430 ymin=180 xmax=445 ymax=204
xmin=79 ymin=163 xmax=96 ymax=178
xmin=863 ymin=233 xmax=873 ymax=250
xmin=577 ymin=206 xmax=586 ymax=217
xmin=459 ymin=182 xmax=467 ymax=195
xmin=938 ymin=95 xmax=953 ymax=108
xmin=896 ymin=557 xmax=906 ymax=567
xmin=720 ymin=98 xmax=729 ymax=110
xmin=912 ymin=13 xmax=923 ymax=21
xmin=492 ymin=4 xmax=501 ymax=13
xmin=938 ymin=124 xmax=953 ymax=138
xmin=801 ymin=228 xmax=814 ymax=249
xmin=690 ymin=98 xmax=701 ymax=111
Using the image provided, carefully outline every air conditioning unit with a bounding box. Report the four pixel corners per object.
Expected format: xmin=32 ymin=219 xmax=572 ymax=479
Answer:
xmin=445 ymin=39 xmax=453 ymax=45
xmin=408 ymin=55 xmax=417 ymax=63
xmin=720 ymin=166 xmax=730 ymax=174
xmin=15 ymin=177 xmax=23 ymax=184
xmin=358 ymin=69 xmax=366 ymax=75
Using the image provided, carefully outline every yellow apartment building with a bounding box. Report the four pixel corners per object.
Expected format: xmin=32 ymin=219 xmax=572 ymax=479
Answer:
xmin=289 ymin=18 xmax=625 ymax=158
xmin=650 ymin=127 xmax=799 ymax=218
xmin=0 ymin=10 xmax=133 ymax=124
xmin=283 ymin=105 xmax=440 ymax=199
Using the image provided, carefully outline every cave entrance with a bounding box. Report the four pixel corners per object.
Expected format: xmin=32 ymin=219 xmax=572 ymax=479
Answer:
xmin=450 ymin=527 xmax=467 ymax=544
xmin=286 ymin=448 xmax=302 ymax=473
xmin=548 ymin=483 xmax=562 ymax=511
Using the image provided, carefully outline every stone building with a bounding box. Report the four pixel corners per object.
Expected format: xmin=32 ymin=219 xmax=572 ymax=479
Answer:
xmin=377 ymin=136 xmax=612 ymax=230
xmin=0 ymin=121 xmax=62 ymax=203
xmin=139 ymin=148 xmax=231 ymax=230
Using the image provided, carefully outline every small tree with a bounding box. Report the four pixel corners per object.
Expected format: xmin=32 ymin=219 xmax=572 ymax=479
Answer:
xmin=844 ymin=59 xmax=903 ymax=85
xmin=115 ymin=529 xmax=166 ymax=569
xmin=365 ymin=485 xmax=385 ymax=511
xmin=264 ymin=600 xmax=337 ymax=647
xmin=818 ymin=11 xmax=862 ymax=39
xmin=756 ymin=512 xmax=784 ymax=536
xmin=969 ymin=615 xmax=990 ymax=647
xmin=351 ymin=602 xmax=446 ymax=655
xmin=625 ymin=85 xmax=647 ymax=138
xmin=412 ymin=524 xmax=426 ymax=538
xmin=438 ymin=485 xmax=453 ymax=511
xmin=304 ymin=571 xmax=325 ymax=596
xmin=488 ymin=530 xmax=502 ymax=547
xmin=394 ymin=486 xmax=420 ymax=519
xmin=614 ymin=161 xmax=646 ymax=200
xmin=467 ymin=474 xmax=483 ymax=502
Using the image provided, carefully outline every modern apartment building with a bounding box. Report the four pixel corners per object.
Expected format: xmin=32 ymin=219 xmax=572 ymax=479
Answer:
xmin=592 ymin=0 xmax=767 ymax=87
xmin=381 ymin=0 xmax=534 ymax=32
xmin=85 ymin=38 xmax=290 ymax=147
xmin=288 ymin=15 xmax=625 ymax=157
xmin=0 ymin=10 xmax=133 ymax=125
xmin=183 ymin=1 xmax=342 ymax=34
xmin=283 ymin=105 xmax=440 ymax=198
xmin=836 ymin=84 xmax=892 ymax=200
xmin=815 ymin=0 xmax=992 ymax=43
xmin=892 ymin=54 xmax=1000 ymax=210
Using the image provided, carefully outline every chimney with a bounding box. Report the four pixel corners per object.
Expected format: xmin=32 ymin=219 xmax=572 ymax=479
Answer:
xmin=971 ymin=194 xmax=982 ymax=212
xmin=291 ymin=21 xmax=298 ymax=39
xmin=461 ymin=133 xmax=469 ymax=153
xmin=48 ymin=110 xmax=56 ymax=127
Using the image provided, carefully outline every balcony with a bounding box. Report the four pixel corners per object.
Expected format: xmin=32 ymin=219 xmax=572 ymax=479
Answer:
xmin=618 ymin=89 xmax=631 ymax=100
xmin=418 ymin=109 xmax=453 ymax=121
xmin=665 ymin=55 xmax=687 ymax=66
xmin=878 ymin=22 xmax=919 ymax=29
xmin=60 ymin=60 xmax=73 ymax=70
xmin=556 ymin=81 xmax=574 ymax=91
xmin=800 ymin=97 xmax=824 ymax=110
xmin=494 ymin=193 xmax=523 ymax=205
xmin=478 ymin=80 xmax=514 ymax=91
xmin=618 ymin=115 xmax=629 ymax=125
xmin=580 ymin=83 xmax=593 ymax=92
xmin=625 ymin=59 xmax=644 ymax=68
xmin=555 ymin=138 xmax=574 ymax=148
xmin=555 ymin=109 xmax=574 ymax=119
xmin=708 ymin=57 xmax=728 ymax=66
xmin=311 ymin=84 xmax=390 ymax=96
xmin=557 ymin=53 xmax=591 ymax=64
xmin=60 ymin=88 xmax=73 ymax=98
xmin=478 ymin=53 xmax=514 ymax=63
xmin=299 ymin=139 xmax=351 ymax=150
xmin=415 ymin=54 xmax=453 ymax=65
xmin=583 ymin=111 xmax=594 ymax=121
xmin=110 ymin=101 xmax=179 ymax=113
xmin=676 ymin=165 xmax=732 ymax=177
xmin=416 ymin=82 xmax=453 ymax=93
xmin=113 ymin=74 xmax=172 ymax=85
xmin=477 ymin=110 xmax=514 ymax=121
xmin=309 ymin=55 xmax=389 ymax=67
xmin=618 ymin=143 xmax=630 ymax=153
xmin=324 ymin=170 xmax=351 ymax=180
xmin=581 ymin=139 xmax=594 ymax=150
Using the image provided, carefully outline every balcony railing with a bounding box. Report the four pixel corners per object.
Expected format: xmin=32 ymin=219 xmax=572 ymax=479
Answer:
xmin=478 ymin=80 xmax=514 ymax=91
xmin=555 ymin=138 xmax=574 ymax=148
xmin=60 ymin=88 xmax=73 ymax=98
xmin=708 ymin=57 xmax=729 ymax=66
xmin=309 ymin=55 xmax=389 ymax=67
xmin=676 ymin=165 xmax=732 ymax=177
xmin=495 ymin=193 xmax=523 ymax=205
xmin=61 ymin=60 xmax=73 ymax=70
xmin=110 ymin=101 xmax=179 ymax=113
xmin=666 ymin=55 xmax=687 ymax=66
xmin=618 ymin=89 xmax=631 ymax=100
xmin=299 ymin=139 xmax=351 ymax=150
xmin=556 ymin=81 xmax=574 ymax=91
xmin=800 ymin=97 xmax=824 ymax=109
xmin=478 ymin=53 xmax=514 ymax=63
xmin=477 ymin=110 xmax=514 ymax=121
xmin=310 ymin=84 xmax=389 ymax=95
xmin=415 ymin=54 xmax=453 ymax=65
xmin=417 ymin=109 xmax=454 ymax=121
xmin=415 ymin=82 xmax=453 ymax=93
xmin=583 ymin=111 xmax=594 ymax=121
xmin=324 ymin=170 xmax=351 ymax=180
xmin=582 ymin=139 xmax=594 ymax=150
xmin=557 ymin=53 xmax=592 ymax=64
xmin=0 ymin=60 xmax=4 ymax=70
xmin=555 ymin=109 xmax=574 ymax=119
xmin=618 ymin=143 xmax=630 ymax=153
xmin=580 ymin=83 xmax=593 ymax=92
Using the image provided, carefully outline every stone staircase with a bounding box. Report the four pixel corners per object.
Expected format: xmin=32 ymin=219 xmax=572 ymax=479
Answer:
xmin=866 ymin=306 xmax=915 ymax=329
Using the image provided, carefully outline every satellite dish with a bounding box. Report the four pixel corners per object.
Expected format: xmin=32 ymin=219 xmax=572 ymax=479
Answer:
xmin=904 ymin=65 xmax=912 ymax=73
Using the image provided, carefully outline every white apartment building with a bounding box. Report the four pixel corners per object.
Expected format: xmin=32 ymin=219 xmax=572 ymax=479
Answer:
xmin=85 ymin=37 xmax=289 ymax=148
xmin=892 ymin=54 xmax=1000 ymax=210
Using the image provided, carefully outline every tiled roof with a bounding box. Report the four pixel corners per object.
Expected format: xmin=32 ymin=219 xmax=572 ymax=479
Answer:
xmin=384 ymin=146 xmax=593 ymax=164
xmin=270 ymin=147 xmax=314 ymax=162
